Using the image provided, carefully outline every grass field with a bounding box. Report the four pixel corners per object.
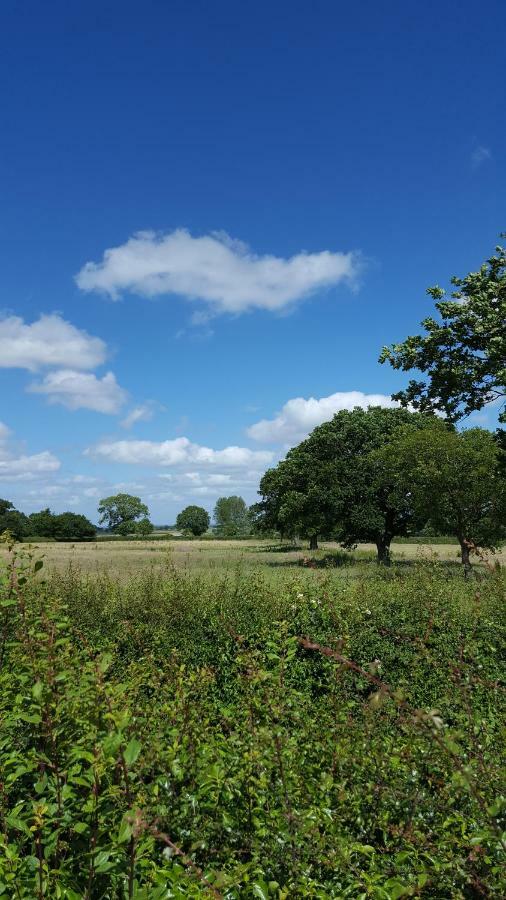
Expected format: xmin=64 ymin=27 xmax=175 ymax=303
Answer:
xmin=4 ymin=536 xmax=505 ymax=578
xmin=1 ymin=538 xmax=505 ymax=896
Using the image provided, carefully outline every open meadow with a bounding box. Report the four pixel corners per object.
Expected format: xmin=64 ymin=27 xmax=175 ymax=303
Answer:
xmin=5 ymin=536 xmax=505 ymax=579
xmin=1 ymin=537 xmax=505 ymax=897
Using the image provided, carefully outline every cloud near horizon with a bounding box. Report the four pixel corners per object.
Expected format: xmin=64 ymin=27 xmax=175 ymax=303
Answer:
xmin=0 ymin=420 xmax=60 ymax=481
xmin=76 ymin=229 xmax=359 ymax=314
xmin=86 ymin=436 xmax=273 ymax=468
xmin=247 ymin=390 xmax=398 ymax=443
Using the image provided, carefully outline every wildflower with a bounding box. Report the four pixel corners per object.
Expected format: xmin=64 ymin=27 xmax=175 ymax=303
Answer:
xmin=297 ymin=592 xmax=304 ymax=600
xmin=364 ymin=608 xmax=372 ymax=616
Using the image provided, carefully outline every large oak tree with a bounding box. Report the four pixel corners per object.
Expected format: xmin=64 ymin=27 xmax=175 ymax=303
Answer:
xmin=256 ymin=406 xmax=436 ymax=562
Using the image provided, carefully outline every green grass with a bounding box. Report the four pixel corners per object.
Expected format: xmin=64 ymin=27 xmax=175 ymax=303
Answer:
xmin=1 ymin=541 xmax=505 ymax=897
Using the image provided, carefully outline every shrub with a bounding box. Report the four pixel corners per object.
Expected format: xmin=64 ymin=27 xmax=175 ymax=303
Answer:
xmin=1 ymin=541 xmax=505 ymax=896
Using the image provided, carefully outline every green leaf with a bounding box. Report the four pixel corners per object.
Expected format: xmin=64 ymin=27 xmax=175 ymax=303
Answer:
xmin=117 ymin=817 xmax=133 ymax=844
xmin=123 ymin=738 xmax=142 ymax=767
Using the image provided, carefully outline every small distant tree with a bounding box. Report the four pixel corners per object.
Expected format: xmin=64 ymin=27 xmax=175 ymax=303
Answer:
xmin=51 ymin=512 xmax=96 ymax=542
xmin=213 ymin=496 xmax=251 ymax=538
xmin=176 ymin=505 xmax=210 ymax=537
xmin=380 ymin=240 xmax=506 ymax=423
xmin=97 ymin=493 xmax=149 ymax=532
xmin=136 ymin=518 xmax=154 ymax=536
xmin=378 ymin=426 xmax=506 ymax=572
xmin=0 ymin=499 xmax=29 ymax=541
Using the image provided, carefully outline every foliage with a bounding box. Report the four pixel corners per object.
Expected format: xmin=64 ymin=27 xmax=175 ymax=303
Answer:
xmin=214 ymin=495 xmax=251 ymax=537
xmin=256 ymin=407 xmax=437 ymax=561
xmin=380 ymin=240 xmax=506 ymax=423
xmin=377 ymin=425 xmax=506 ymax=570
xmin=0 ymin=499 xmax=29 ymax=540
xmin=52 ymin=511 xmax=97 ymax=541
xmin=28 ymin=508 xmax=55 ymax=538
xmin=176 ymin=505 xmax=211 ymax=536
xmin=98 ymin=493 xmax=149 ymax=532
xmin=135 ymin=518 xmax=154 ymax=536
xmin=1 ymin=544 xmax=504 ymax=897
xmin=26 ymin=508 xmax=96 ymax=541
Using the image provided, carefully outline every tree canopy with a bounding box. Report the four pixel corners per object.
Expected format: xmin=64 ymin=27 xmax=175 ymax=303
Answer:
xmin=376 ymin=425 xmax=506 ymax=571
xmin=136 ymin=518 xmax=154 ymax=536
xmin=98 ymin=493 xmax=149 ymax=531
xmin=214 ymin=496 xmax=251 ymax=537
xmin=379 ymin=240 xmax=506 ymax=423
xmin=28 ymin=508 xmax=55 ymax=537
xmin=1 ymin=503 xmax=96 ymax=542
xmin=176 ymin=505 xmax=210 ymax=536
xmin=0 ymin=499 xmax=29 ymax=541
xmin=51 ymin=512 xmax=96 ymax=541
xmin=256 ymin=406 xmax=438 ymax=561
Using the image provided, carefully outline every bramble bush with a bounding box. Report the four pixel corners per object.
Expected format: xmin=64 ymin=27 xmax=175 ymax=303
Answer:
xmin=1 ymin=539 xmax=505 ymax=897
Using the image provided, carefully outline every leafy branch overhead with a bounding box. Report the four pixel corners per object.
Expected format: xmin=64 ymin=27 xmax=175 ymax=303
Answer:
xmin=379 ymin=240 xmax=506 ymax=423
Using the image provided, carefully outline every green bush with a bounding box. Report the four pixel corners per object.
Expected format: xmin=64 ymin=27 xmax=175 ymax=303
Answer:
xmin=1 ymin=541 xmax=505 ymax=897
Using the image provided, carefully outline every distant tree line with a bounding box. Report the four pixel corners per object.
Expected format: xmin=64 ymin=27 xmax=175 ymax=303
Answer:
xmin=0 ymin=502 xmax=96 ymax=542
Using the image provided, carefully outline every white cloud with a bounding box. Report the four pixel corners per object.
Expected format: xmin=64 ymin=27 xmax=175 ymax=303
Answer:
xmin=70 ymin=475 xmax=101 ymax=484
xmin=86 ymin=436 xmax=273 ymax=468
xmin=0 ymin=452 xmax=61 ymax=481
xmin=247 ymin=390 xmax=398 ymax=444
xmin=29 ymin=370 xmax=128 ymax=414
xmin=76 ymin=229 xmax=359 ymax=315
xmin=27 ymin=484 xmax=66 ymax=497
xmin=0 ymin=314 xmax=107 ymax=371
xmin=207 ymin=473 xmax=233 ymax=485
xmin=120 ymin=402 xmax=156 ymax=429
xmin=471 ymin=145 xmax=491 ymax=168
xmin=83 ymin=487 xmax=102 ymax=498
xmin=0 ymin=421 xmax=60 ymax=481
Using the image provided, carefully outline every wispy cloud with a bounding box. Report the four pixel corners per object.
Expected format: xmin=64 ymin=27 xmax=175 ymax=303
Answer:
xmin=120 ymin=401 xmax=159 ymax=429
xmin=471 ymin=145 xmax=491 ymax=168
xmin=76 ymin=229 xmax=360 ymax=316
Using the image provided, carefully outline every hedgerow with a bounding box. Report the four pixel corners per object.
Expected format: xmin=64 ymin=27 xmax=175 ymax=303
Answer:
xmin=1 ymin=540 xmax=504 ymax=897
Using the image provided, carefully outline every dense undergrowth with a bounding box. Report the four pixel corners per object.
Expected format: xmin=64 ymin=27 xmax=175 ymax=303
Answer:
xmin=1 ymin=544 xmax=505 ymax=898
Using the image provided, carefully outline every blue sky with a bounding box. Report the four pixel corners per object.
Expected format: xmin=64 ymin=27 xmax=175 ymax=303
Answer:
xmin=0 ymin=0 xmax=504 ymax=523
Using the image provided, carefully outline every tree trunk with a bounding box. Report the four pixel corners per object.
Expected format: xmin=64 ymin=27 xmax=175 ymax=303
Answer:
xmin=460 ymin=540 xmax=472 ymax=577
xmin=309 ymin=534 xmax=318 ymax=551
xmin=376 ymin=537 xmax=391 ymax=566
